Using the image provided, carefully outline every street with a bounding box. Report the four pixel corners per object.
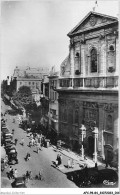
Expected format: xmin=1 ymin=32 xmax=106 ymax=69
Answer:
xmin=1 ymin=99 xmax=78 ymax=188
xmin=1 ymin=99 xmax=118 ymax=188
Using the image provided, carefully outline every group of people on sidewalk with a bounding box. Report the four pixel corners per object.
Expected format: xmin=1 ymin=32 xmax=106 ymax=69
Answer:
xmin=55 ymin=153 xmax=76 ymax=169
xmin=28 ymin=133 xmax=44 ymax=153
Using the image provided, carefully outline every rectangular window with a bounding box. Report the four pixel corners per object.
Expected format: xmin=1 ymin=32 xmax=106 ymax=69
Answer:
xmin=29 ymin=82 xmax=31 ymax=85
xmin=55 ymin=92 xmax=57 ymax=100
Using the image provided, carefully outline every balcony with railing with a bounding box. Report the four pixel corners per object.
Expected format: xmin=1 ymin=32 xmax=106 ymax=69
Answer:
xmin=59 ymin=78 xmax=72 ymax=88
xmin=59 ymin=76 xmax=118 ymax=90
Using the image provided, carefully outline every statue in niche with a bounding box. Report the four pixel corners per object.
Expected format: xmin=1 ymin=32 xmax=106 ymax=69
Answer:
xmin=104 ymin=103 xmax=114 ymax=112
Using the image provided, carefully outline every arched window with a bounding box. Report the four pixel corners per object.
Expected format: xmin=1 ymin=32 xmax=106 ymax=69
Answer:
xmin=106 ymin=114 xmax=113 ymax=132
xmin=90 ymin=48 xmax=97 ymax=73
xmin=75 ymin=110 xmax=79 ymax=124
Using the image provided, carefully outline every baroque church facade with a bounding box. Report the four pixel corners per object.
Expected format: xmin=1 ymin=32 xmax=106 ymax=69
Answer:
xmin=57 ymin=12 xmax=119 ymax=164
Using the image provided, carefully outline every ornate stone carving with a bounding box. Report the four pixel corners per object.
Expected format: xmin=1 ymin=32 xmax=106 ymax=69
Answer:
xmin=102 ymin=17 xmax=107 ymax=23
xmin=85 ymin=29 xmax=104 ymax=40
xmin=74 ymin=101 xmax=80 ymax=108
xmin=74 ymin=36 xmax=80 ymax=42
xmin=83 ymin=101 xmax=98 ymax=109
xmin=89 ymin=15 xmax=97 ymax=26
xmin=58 ymin=98 xmax=66 ymax=106
xmin=66 ymin=99 xmax=74 ymax=106
xmin=98 ymin=103 xmax=104 ymax=108
xmin=104 ymin=103 xmax=114 ymax=112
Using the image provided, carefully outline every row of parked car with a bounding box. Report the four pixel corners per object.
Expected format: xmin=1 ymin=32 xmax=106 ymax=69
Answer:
xmin=1 ymin=118 xmax=18 ymax=171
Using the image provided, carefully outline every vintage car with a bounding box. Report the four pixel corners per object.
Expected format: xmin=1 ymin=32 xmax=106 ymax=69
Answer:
xmin=1 ymin=127 xmax=9 ymax=134
xmin=11 ymin=177 xmax=27 ymax=188
xmin=6 ymin=146 xmax=16 ymax=155
xmin=5 ymin=141 xmax=13 ymax=150
xmin=8 ymin=149 xmax=18 ymax=165
xmin=4 ymin=137 xmax=13 ymax=147
xmin=1 ymin=158 xmax=5 ymax=171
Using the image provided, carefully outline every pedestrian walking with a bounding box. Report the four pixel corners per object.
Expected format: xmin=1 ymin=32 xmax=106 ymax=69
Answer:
xmin=9 ymin=168 xmax=14 ymax=179
xmin=12 ymin=129 xmax=15 ymax=135
xmin=4 ymin=155 xmax=8 ymax=167
xmin=8 ymin=166 xmax=13 ymax=179
xmin=38 ymin=170 xmax=42 ymax=180
xmin=14 ymin=138 xmax=18 ymax=146
xmin=14 ymin=169 xmax=18 ymax=178
xmin=9 ymin=166 xmax=12 ymax=172
xmin=35 ymin=137 xmax=38 ymax=145
xmin=71 ymin=159 xmax=75 ymax=168
xmin=36 ymin=142 xmax=40 ymax=153
xmin=21 ymin=138 xmax=24 ymax=146
xmin=67 ymin=159 xmax=71 ymax=169
xmin=32 ymin=138 xmax=35 ymax=146
xmin=30 ymin=133 xmax=33 ymax=140
xmin=27 ymin=127 xmax=31 ymax=134
xmin=26 ymin=171 xmax=30 ymax=181
xmin=25 ymin=152 xmax=31 ymax=161
xmin=29 ymin=140 xmax=32 ymax=148
xmin=59 ymin=154 xmax=62 ymax=165
xmin=13 ymin=118 xmax=15 ymax=123
xmin=29 ymin=171 xmax=32 ymax=180
xmin=56 ymin=153 xmax=60 ymax=167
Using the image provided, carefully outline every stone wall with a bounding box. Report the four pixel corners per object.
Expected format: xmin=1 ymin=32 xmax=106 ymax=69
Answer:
xmin=59 ymin=91 xmax=118 ymax=160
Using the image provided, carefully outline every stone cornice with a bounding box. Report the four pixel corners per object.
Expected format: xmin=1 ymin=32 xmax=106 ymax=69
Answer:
xmin=68 ymin=21 xmax=118 ymax=38
xmin=56 ymin=88 xmax=118 ymax=95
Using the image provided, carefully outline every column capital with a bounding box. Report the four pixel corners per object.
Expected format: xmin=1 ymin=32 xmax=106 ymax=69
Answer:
xmin=98 ymin=103 xmax=104 ymax=108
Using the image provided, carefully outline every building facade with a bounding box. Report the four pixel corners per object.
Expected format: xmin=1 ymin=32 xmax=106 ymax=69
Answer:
xmin=13 ymin=66 xmax=49 ymax=94
xmin=48 ymin=68 xmax=59 ymax=143
xmin=57 ymin=12 xmax=119 ymax=164
xmin=40 ymin=75 xmax=49 ymax=129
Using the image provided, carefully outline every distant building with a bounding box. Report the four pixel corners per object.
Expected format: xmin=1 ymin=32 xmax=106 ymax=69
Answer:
xmin=47 ymin=67 xmax=59 ymax=143
xmin=57 ymin=11 xmax=119 ymax=165
xmin=40 ymin=75 xmax=49 ymax=129
xmin=12 ymin=66 xmax=49 ymax=94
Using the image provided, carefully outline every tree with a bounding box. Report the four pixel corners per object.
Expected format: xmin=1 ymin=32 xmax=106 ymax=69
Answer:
xmin=1 ymin=80 xmax=7 ymax=97
xmin=12 ymin=86 xmax=33 ymax=111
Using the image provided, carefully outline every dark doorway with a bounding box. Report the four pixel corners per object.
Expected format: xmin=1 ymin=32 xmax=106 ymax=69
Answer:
xmin=72 ymin=140 xmax=79 ymax=152
xmin=104 ymin=145 xmax=113 ymax=164
xmin=88 ymin=136 xmax=94 ymax=157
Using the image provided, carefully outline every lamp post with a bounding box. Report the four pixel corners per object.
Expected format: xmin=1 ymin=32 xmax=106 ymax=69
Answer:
xmin=92 ymin=127 xmax=98 ymax=168
xmin=80 ymin=124 xmax=86 ymax=160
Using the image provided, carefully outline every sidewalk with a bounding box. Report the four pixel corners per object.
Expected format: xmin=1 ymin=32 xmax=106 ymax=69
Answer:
xmin=51 ymin=145 xmax=106 ymax=174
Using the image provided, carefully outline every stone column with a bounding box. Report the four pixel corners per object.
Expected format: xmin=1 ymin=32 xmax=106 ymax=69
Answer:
xmin=113 ymin=104 xmax=118 ymax=151
xmin=70 ymin=45 xmax=75 ymax=77
xmin=98 ymin=103 xmax=105 ymax=160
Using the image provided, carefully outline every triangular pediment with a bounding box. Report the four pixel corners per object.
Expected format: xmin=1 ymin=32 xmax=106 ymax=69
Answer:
xmin=68 ymin=11 xmax=118 ymax=37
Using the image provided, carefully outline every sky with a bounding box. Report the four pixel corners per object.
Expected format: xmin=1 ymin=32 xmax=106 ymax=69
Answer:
xmin=1 ymin=0 xmax=119 ymax=80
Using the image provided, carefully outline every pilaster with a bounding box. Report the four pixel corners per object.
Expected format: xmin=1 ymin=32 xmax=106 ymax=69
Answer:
xmin=98 ymin=103 xmax=105 ymax=159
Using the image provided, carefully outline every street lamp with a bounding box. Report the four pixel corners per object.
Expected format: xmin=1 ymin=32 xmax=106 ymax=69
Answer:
xmin=80 ymin=124 xmax=86 ymax=160
xmin=92 ymin=126 xmax=98 ymax=168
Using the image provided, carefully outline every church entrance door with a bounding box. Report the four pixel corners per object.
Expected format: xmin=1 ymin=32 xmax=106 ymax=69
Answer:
xmin=88 ymin=136 xmax=94 ymax=157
